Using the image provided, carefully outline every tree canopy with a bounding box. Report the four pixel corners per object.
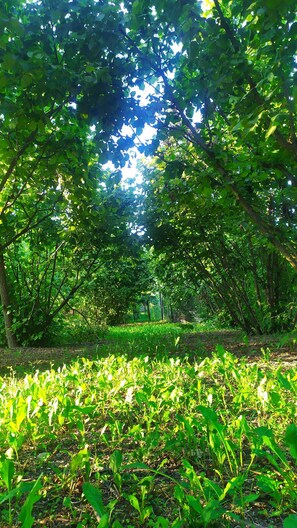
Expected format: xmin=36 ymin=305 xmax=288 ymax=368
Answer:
xmin=0 ymin=0 xmax=296 ymax=346
xmin=122 ymin=0 xmax=296 ymax=268
xmin=0 ymin=0 xmax=141 ymax=345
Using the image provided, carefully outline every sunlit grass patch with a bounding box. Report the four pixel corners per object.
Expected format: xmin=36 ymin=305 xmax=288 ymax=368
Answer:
xmin=0 ymin=324 xmax=296 ymax=527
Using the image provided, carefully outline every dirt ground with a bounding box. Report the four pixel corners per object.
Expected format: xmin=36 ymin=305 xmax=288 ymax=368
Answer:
xmin=181 ymin=329 xmax=297 ymax=369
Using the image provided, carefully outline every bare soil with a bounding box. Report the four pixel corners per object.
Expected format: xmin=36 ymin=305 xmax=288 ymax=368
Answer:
xmin=180 ymin=329 xmax=297 ymax=368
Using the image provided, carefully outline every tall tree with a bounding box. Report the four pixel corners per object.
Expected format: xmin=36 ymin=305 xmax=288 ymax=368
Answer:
xmin=0 ymin=0 xmax=138 ymax=345
xmin=121 ymin=0 xmax=297 ymax=270
xmin=141 ymin=144 xmax=297 ymax=333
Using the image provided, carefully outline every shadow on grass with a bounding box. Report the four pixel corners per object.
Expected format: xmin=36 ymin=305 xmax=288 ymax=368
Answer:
xmin=0 ymin=323 xmax=294 ymax=379
xmin=0 ymin=324 xmax=212 ymax=378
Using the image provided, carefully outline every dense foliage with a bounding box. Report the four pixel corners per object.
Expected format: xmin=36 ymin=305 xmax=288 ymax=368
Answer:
xmin=142 ymin=152 xmax=297 ymax=333
xmin=0 ymin=3 xmax=296 ymax=527
xmin=133 ymin=0 xmax=296 ymax=333
xmin=0 ymin=0 xmax=141 ymax=345
xmin=129 ymin=0 xmax=297 ymax=268
xmin=0 ymin=0 xmax=296 ymax=345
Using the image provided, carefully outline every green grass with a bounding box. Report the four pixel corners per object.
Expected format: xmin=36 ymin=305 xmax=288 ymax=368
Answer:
xmin=0 ymin=323 xmax=296 ymax=527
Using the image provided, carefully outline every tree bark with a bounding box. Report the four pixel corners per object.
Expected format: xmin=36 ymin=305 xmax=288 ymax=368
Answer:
xmin=159 ymin=292 xmax=164 ymax=320
xmin=146 ymin=299 xmax=151 ymax=322
xmin=0 ymin=253 xmax=18 ymax=348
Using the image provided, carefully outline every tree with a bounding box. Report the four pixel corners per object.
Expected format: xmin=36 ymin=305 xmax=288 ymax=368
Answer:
xmin=0 ymin=0 xmax=139 ymax=346
xmin=121 ymin=0 xmax=297 ymax=271
xmin=141 ymin=145 xmax=297 ymax=333
xmin=74 ymin=243 xmax=153 ymax=326
xmin=2 ymin=178 xmax=134 ymax=344
xmin=1 ymin=0 xmax=296 ymax=344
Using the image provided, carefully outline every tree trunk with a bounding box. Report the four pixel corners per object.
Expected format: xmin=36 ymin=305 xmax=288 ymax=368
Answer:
xmin=146 ymin=300 xmax=151 ymax=322
xmin=159 ymin=292 xmax=164 ymax=320
xmin=170 ymin=303 xmax=174 ymax=322
xmin=227 ymin=183 xmax=297 ymax=273
xmin=0 ymin=253 xmax=18 ymax=348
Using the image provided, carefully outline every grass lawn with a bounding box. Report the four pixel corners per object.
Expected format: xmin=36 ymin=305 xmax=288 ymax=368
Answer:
xmin=0 ymin=322 xmax=296 ymax=527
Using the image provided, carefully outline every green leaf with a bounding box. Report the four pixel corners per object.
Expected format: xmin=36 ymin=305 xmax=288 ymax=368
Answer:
xmin=284 ymin=424 xmax=297 ymax=460
xmin=19 ymin=474 xmax=43 ymax=528
xmin=265 ymin=124 xmax=277 ymax=139
xmin=74 ymin=405 xmax=97 ymax=415
xmin=0 ymin=487 xmax=18 ymax=505
xmin=109 ymin=450 xmax=122 ymax=474
xmin=242 ymin=493 xmax=259 ymax=504
xmin=198 ymin=405 xmax=219 ymax=424
xmin=283 ymin=514 xmax=297 ymax=528
xmin=277 ymin=372 xmax=292 ymax=391
xmin=155 ymin=517 xmax=170 ymax=528
xmin=112 ymin=521 xmax=124 ymax=528
xmin=253 ymin=426 xmax=273 ymax=438
xmin=128 ymin=494 xmax=141 ymax=513
xmin=203 ymin=498 xmax=225 ymax=523
xmin=187 ymin=495 xmax=203 ymax=513
xmin=82 ymin=482 xmax=105 ymax=518
xmin=0 ymin=458 xmax=14 ymax=490
xmin=98 ymin=514 xmax=109 ymax=528
xmin=0 ymin=72 xmax=9 ymax=88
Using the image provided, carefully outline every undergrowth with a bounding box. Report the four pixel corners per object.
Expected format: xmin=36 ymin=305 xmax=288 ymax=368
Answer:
xmin=0 ymin=323 xmax=296 ymax=527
